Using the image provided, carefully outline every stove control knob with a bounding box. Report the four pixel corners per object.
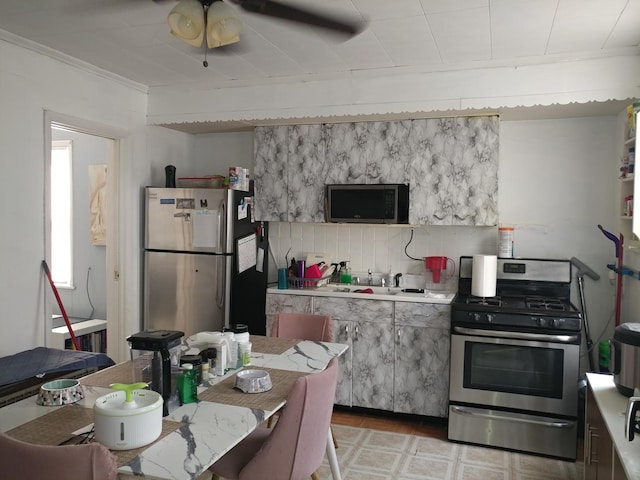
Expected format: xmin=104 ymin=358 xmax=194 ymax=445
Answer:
xmin=471 ymin=313 xmax=481 ymax=322
xmin=486 ymin=314 xmax=494 ymax=323
xmin=552 ymin=318 xmax=561 ymax=328
xmin=535 ymin=317 xmax=546 ymax=327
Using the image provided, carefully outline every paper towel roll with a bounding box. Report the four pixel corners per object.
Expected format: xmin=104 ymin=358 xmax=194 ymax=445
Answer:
xmin=471 ymin=255 xmax=497 ymax=298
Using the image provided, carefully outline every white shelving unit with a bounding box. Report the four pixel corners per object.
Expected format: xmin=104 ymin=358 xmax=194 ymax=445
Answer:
xmin=51 ymin=319 xmax=107 ymax=352
xmin=619 ymin=105 xmax=638 ymax=250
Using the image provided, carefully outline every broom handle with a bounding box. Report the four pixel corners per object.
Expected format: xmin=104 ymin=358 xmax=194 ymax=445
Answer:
xmin=42 ymin=260 xmax=81 ymax=351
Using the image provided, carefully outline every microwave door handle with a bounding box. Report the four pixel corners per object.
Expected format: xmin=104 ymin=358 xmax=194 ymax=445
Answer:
xmin=453 ymin=326 xmax=579 ymax=344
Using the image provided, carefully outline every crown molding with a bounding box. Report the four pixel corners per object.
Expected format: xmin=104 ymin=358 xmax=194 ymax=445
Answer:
xmin=0 ymin=28 xmax=149 ymax=94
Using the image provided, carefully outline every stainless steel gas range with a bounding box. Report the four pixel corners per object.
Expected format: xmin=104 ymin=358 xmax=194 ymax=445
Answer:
xmin=448 ymin=257 xmax=582 ymax=460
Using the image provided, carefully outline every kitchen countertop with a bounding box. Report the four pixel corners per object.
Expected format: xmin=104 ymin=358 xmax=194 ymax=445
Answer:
xmin=267 ymin=285 xmax=456 ymax=304
xmin=586 ymin=373 xmax=640 ymax=479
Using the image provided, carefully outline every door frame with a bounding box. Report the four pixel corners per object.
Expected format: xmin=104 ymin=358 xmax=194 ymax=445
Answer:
xmin=44 ymin=110 xmax=126 ymax=361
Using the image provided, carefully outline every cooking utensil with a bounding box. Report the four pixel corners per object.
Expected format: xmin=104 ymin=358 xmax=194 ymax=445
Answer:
xmin=611 ymin=323 xmax=640 ymax=396
xmin=127 ymin=330 xmax=184 ymax=417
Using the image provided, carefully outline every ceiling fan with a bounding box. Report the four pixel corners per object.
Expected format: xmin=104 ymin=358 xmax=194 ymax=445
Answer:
xmin=167 ymin=0 xmax=366 ymax=52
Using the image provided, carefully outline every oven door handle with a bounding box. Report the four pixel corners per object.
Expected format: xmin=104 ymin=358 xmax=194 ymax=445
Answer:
xmin=453 ymin=326 xmax=579 ymax=344
xmin=450 ymin=406 xmax=575 ymax=429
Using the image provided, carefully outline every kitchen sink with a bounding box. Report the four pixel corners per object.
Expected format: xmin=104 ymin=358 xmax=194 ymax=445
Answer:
xmin=318 ymin=286 xmax=403 ymax=295
xmin=279 ymin=283 xmax=456 ymax=304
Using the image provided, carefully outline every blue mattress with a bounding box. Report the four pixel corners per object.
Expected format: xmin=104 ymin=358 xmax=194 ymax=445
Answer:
xmin=0 ymin=347 xmax=115 ymax=387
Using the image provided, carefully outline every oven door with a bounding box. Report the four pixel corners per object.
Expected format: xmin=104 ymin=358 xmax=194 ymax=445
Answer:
xmin=449 ymin=327 xmax=580 ymax=417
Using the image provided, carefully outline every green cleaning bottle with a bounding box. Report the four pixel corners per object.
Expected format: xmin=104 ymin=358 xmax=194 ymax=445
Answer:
xmin=177 ymin=363 xmax=198 ymax=404
xmin=340 ymin=261 xmax=352 ymax=284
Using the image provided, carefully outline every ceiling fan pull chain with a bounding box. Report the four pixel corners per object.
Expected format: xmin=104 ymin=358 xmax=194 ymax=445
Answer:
xmin=203 ymin=42 xmax=209 ymax=68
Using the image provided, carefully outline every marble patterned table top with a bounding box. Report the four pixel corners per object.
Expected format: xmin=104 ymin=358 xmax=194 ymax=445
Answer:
xmin=0 ymin=337 xmax=348 ymax=480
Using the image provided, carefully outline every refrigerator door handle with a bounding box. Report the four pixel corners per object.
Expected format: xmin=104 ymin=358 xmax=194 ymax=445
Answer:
xmin=216 ymin=257 xmax=225 ymax=309
xmin=216 ymin=198 xmax=226 ymax=310
xmin=218 ymin=198 xmax=226 ymax=252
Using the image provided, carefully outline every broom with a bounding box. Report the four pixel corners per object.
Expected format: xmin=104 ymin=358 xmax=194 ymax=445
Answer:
xmin=42 ymin=260 xmax=81 ymax=351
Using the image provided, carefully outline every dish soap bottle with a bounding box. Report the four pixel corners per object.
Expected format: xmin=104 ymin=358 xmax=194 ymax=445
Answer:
xmin=340 ymin=261 xmax=352 ymax=284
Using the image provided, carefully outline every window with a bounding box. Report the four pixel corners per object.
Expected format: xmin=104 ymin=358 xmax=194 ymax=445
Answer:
xmin=51 ymin=140 xmax=73 ymax=288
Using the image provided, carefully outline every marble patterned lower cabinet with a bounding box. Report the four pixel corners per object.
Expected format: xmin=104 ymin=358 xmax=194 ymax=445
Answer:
xmin=394 ymin=302 xmax=451 ymax=417
xmin=264 ymin=293 xmax=312 ymax=335
xmin=265 ymin=292 xmax=452 ymax=418
xmin=313 ymin=297 xmax=395 ymax=411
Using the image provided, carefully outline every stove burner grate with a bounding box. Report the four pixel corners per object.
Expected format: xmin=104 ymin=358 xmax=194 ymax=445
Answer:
xmin=466 ymin=296 xmax=502 ymax=307
xmin=525 ymin=296 xmax=566 ymax=311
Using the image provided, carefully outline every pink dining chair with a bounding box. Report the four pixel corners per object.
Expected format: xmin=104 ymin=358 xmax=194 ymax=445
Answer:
xmin=0 ymin=431 xmax=118 ymax=479
xmin=268 ymin=312 xmax=336 ymax=442
xmin=209 ymin=359 xmax=338 ymax=480
xmin=271 ymin=312 xmax=333 ymax=342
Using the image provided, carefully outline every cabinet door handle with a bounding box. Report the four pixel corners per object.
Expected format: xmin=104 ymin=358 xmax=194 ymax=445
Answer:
xmin=590 ymin=430 xmax=599 ymax=464
xmin=354 ymin=325 xmax=359 ymax=341
xmin=397 ymin=329 xmax=401 ymax=342
xmin=585 ymin=425 xmax=593 ymax=465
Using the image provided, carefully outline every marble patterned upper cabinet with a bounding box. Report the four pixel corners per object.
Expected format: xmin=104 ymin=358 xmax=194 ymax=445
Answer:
xmin=253 ymin=117 xmax=499 ymax=226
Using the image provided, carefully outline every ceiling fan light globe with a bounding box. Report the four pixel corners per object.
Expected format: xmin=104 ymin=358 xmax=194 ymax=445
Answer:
xmin=168 ymin=0 xmax=206 ymax=47
xmin=206 ymin=1 xmax=243 ymax=48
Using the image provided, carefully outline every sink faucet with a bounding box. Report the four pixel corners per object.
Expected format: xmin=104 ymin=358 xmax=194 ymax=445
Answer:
xmin=368 ymin=269 xmax=373 ymax=285
xmin=394 ymin=273 xmax=403 ymax=288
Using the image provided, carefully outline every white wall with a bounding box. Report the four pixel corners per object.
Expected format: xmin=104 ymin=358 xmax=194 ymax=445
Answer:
xmin=0 ymin=39 xmax=149 ymax=357
xmin=193 ymin=115 xmax=619 ymax=372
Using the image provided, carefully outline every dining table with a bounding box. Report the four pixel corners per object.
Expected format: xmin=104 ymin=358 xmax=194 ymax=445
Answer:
xmin=0 ymin=335 xmax=348 ymax=480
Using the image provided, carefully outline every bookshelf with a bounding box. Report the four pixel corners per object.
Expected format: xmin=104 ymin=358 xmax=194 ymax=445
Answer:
xmin=51 ymin=319 xmax=107 ymax=353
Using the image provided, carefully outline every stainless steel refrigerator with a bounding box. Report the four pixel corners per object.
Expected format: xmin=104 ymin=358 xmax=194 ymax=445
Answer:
xmin=144 ymin=186 xmax=269 ymax=337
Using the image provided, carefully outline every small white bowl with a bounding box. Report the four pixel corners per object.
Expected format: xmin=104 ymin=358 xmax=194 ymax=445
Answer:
xmin=234 ymin=370 xmax=272 ymax=394
xmin=37 ymin=379 xmax=84 ymax=406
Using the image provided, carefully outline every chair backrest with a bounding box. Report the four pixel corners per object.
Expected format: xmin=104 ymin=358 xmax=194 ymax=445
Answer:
xmin=272 ymin=312 xmax=333 ymax=342
xmin=0 ymin=431 xmax=118 ymax=480
xmin=239 ymin=359 xmax=338 ymax=480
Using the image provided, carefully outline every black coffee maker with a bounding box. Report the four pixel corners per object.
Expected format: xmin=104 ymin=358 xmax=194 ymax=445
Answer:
xmin=127 ymin=330 xmax=184 ymax=416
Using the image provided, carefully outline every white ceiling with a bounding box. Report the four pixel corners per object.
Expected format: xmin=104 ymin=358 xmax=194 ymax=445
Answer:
xmin=1 ymin=0 xmax=638 ymax=91
xmin=2 ymin=0 xmax=639 ymax=132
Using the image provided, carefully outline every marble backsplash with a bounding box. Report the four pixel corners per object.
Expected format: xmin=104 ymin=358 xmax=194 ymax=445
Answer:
xmin=268 ymin=222 xmax=499 ymax=290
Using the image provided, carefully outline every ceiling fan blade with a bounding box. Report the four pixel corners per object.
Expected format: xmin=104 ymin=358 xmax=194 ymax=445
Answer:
xmin=233 ymin=0 xmax=365 ymax=35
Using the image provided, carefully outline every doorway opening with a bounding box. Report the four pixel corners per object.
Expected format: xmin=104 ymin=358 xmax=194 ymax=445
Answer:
xmin=44 ymin=111 xmax=123 ymax=361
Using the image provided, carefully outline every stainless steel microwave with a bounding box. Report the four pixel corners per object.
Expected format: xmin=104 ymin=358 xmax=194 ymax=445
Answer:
xmin=325 ymin=184 xmax=409 ymax=224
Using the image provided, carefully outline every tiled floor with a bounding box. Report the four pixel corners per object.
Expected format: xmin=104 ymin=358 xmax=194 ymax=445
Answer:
xmin=322 ymin=407 xmax=584 ymax=480
xmin=203 ymin=408 xmax=584 ymax=479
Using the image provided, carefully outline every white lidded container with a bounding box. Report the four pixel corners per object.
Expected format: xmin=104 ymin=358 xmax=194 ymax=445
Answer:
xmin=94 ymin=382 xmax=163 ymax=450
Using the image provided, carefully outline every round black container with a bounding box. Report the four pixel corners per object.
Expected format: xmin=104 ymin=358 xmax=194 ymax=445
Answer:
xmin=223 ymin=324 xmax=249 ymax=334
